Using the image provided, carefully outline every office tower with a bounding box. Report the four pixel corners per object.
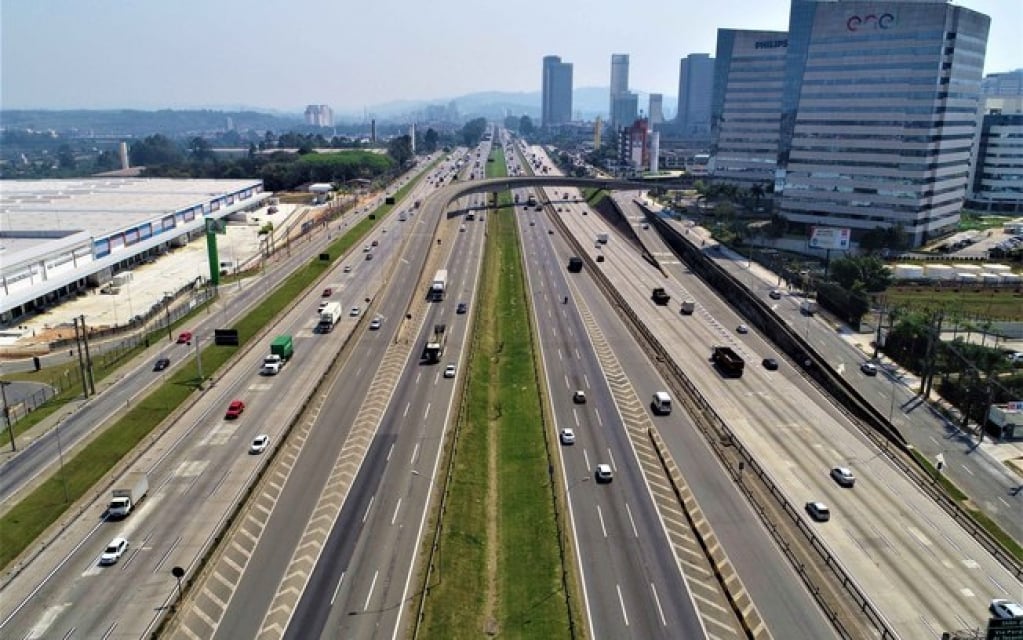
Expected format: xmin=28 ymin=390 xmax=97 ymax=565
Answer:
xmin=982 ymin=69 xmax=1023 ymax=97
xmin=969 ymin=101 xmax=1023 ymax=213
xmin=304 ymin=105 xmax=333 ymax=127
xmin=609 ymin=54 xmax=630 ymax=128
xmin=777 ymin=0 xmax=990 ymax=246
xmin=676 ymin=53 xmax=715 ymax=137
xmin=648 ymin=94 xmax=664 ymax=125
xmin=541 ymin=55 xmax=574 ymax=127
xmin=709 ymin=29 xmax=789 ymax=185
xmin=612 ymin=92 xmax=639 ymax=131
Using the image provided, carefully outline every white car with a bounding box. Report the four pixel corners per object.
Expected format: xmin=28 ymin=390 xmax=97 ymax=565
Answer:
xmin=736 ymin=324 xmax=749 ymax=334
xmin=860 ymin=362 xmax=878 ymax=376
xmin=990 ymin=599 xmax=1023 ymax=620
xmin=99 ymin=537 xmax=129 ymax=565
xmin=595 ymin=464 xmax=613 ymax=483
xmin=343 ymin=265 xmax=352 ymax=273
xmin=805 ymin=501 xmax=831 ymax=522
xmin=559 ymin=428 xmax=576 ymax=445
xmin=444 ymin=364 xmax=457 ymax=378
xmin=572 ymin=390 xmax=586 ymax=404
xmin=830 ymin=467 xmax=856 ymax=487
xmin=350 ymin=307 xmax=360 ymax=317
xmin=369 ymin=317 xmax=382 ymax=330
xmin=250 ymin=434 xmax=269 ymax=454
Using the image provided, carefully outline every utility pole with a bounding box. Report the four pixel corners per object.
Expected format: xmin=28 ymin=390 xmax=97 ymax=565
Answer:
xmin=195 ymin=334 xmax=203 ymax=385
xmin=0 ymin=381 xmax=15 ymax=451
xmin=80 ymin=315 xmax=96 ymax=396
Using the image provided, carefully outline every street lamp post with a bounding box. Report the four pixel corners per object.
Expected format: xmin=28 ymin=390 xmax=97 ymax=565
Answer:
xmin=1 ymin=381 xmax=15 ymax=451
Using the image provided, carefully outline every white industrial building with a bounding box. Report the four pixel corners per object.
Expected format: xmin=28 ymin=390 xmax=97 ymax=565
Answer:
xmin=0 ymin=178 xmax=267 ymax=324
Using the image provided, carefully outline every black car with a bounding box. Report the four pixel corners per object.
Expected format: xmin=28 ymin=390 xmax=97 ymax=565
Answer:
xmin=153 ymin=357 xmax=170 ymax=371
xmin=456 ymin=302 xmax=468 ymax=314
xmin=762 ymin=358 xmax=779 ymax=371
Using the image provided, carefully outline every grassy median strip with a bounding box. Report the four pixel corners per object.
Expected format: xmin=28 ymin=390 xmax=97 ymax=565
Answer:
xmin=419 ymin=147 xmax=572 ymax=638
xmin=0 ymin=160 xmax=441 ymax=573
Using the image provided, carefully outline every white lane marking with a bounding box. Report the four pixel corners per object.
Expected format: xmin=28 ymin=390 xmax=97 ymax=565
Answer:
xmin=596 ymin=504 xmax=608 ymax=538
xmin=625 ymin=503 xmax=639 ymax=538
xmin=558 ymin=348 xmax=564 ymax=361
xmin=415 ymin=372 xmax=422 ymax=384
xmin=584 ymin=374 xmax=590 ymax=389
xmin=403 ymin=403 xmax=411 ymax=417
xmin=998 ymin=497 xmax=1010 ymax=508
xmin=364 ymin=570 xmax=379 ymax=611
xmin=386 ymin=443 xmax=395 ymax=461
xmin=363 ymin=496 xmax=375 ymax=523
xmin=25 ymin=603 xmax=69 ymax=640
xmin=391 ymin=498 xmax=402 ymax=525
xmin=617 ymin=584 xmax=630 ymax=626
xmin=575 ymin=348 xmax=581 ymax=360
xmin=573 ymin=409 xmax=580 ymax=427
xmin=607 ymin=449 xmax=617 ymax=472
xmin=564 ymin=374 xmax=571 ymax=390
xmin=650 ymin=583 xmax=667 ymax=626
xmin=595 ymin=408 xmax=603 ymax=427
xmin=410 ymin=442 xmax=420 ymax=466
xmin=424 ymin=403 xmax=431 ymax=421
xmin=960 ymin=465 xmax=974 ymax=476
xmin=331 ymin=571 xmax=347 ymax=605
xmin=583 ymin=448 xmax=591 ymax=472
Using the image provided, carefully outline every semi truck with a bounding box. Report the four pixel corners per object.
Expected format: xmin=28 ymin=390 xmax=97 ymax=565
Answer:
xmin=262 ymin=334 xmax=294 ymax=375
xmin=317 ymin=302 xmax=342 ymax=333
xmin=423 ymin=324 xmax=447 ymax=363
xmin=680 ymin=300 xmax=696 ymax=315
xmin=567 ymin=257 xmax=583 ymax=273
xmin=712 ymin=345 xmax=745 ymax=377
xmin=430 ymin=269 xmax=448 ymax=301
xmin=651 ymin=287 xmax=671 ymax=306
xmin=108 ymin=471 xmax=150 ymax=519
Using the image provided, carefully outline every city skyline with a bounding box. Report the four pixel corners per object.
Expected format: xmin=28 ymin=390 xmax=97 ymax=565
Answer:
xmin=1 ymin=0 xmax=1019 ymax=113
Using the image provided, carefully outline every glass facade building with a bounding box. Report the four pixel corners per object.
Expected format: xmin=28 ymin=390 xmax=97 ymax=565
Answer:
xmin=677 ymin=53 xmax=715 ymax=138
xmin=777 ymin=0 xmax=990 ymax=245
xmin=609 ymin=54 xmax=631 ymax=128
xmin=541 ymin=56 xmax=573 ymax=127
xmin=709 ymin=30 xmax=789 ymax=184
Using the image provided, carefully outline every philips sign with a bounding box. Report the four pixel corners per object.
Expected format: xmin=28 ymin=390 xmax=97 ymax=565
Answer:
xmin=847 ymin=13 xmax=895 ymax=31
xmin=755 ymin=39 xmax=788 ymax=49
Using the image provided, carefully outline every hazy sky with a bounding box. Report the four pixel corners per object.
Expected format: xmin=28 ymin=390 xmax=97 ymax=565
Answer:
xmin=2 ymin=0 xmax=1019 ymax=114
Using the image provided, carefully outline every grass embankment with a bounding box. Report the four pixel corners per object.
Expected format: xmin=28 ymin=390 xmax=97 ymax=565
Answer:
xmin=882 ymin=287 xmax=1023 ymax=322
xmin=0 ymin=159 xmax=440 ymax=572
xmin=418 ymin=146 xmax=573 ymax=638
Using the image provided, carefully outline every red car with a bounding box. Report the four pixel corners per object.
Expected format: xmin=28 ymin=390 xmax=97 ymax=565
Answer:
xmin=225 ymin=400 xmax=245 ymax=419
xmin=322 ymin=288 xmax=333 ymax=297
xmin=176 ymin=331 xmax=193 ymax=344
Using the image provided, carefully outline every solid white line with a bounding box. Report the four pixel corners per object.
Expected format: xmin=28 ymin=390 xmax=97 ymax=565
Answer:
xmin=410 ymin=442 xmax=420 ymax=465
xmin=650 ymin=582 xmax=667 ymax=626
xmin=625 ymin=503 xmax=639 ymax=538
xmin=363 ymin=570 xmax=379 ymax=611
xmin=362 ymin=495 xmax=375 ymax=523
xmin=597 ymin=504 xmax=608 ymax=538
xmin=391 ymin=498 xmax=402 ymax=525
xmin=330 ymin=571 xmax=347 ymax=605
xmin=617 ymin=584 xmax=629 ymax=626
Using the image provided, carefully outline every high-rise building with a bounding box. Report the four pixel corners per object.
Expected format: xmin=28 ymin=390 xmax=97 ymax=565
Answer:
xmin=982 ymin=69 xmax=1023 ymax=97
xmin=676 ymin=53 xmax=715 ymax=137
xmin=776 ymin=0 xmax=990 ymax=246
xmin=541 ymin=55 xmax=574 ymax=127
xmin=304 ymin=105 xmax=333 ymax=127
xmin=609 ymin=54 xmax=630 ymax=128
xmin=648 ymin=94 xmax=664 ymax=125
xmin=612 ymin=92 xmax=639 ymax=130
xmin=709 ymin=30 xmax=789 ymax=185
xmin=968 ymin=99 xmax=1023 ymax=213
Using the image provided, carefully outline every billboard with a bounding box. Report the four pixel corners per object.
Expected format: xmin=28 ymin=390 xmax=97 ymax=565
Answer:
xmin=809 ymin=226 xmax=851 ymax=250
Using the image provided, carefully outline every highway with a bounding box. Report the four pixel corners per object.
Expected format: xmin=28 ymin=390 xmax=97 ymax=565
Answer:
xmin=0 ymin=155 xmax=456 ymax=639
xmin=554 ymin=178 xmax=1022 ymax=637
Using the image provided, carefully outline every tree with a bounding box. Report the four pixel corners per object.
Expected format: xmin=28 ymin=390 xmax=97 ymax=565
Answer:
xmin=829 ymin=255 xmax=893 ymax=292
xmin=423 ymin=128 xmax=439 ymax=153
xmin=130 ymin=134 xmax=184 ymax=167
xmin=189 ymin=137 xmax=214 ymax=164
xmin=503 ymin=115 xmax=519 ymax=131
xmin=460 ymin=118 xmax=488 ymax=146
xmin=387 ymin=135 xmax=414 ymax=167
xmin=519 ymin=115 xmax=535 ymax=136
xmin=95 ymin=149 xmax=120 ymax=171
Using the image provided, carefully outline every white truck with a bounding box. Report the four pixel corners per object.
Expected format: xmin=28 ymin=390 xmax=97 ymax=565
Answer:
xmin=596 ymin=232 xmax=609 ymax=245
xmin=108 ymin=471 xmax=149 ymax=519
xmin=430 ymin=269 xmax=448 ymax=301
xmin=317 ymin=301 xmax=343 ymax=333
xmin=261 ymin=354 xmax=284 ymax=375
xmin=800 ymin=300 xmax=818 ymax=315
xmin=680 ymin=300 xmax=696 ymax=315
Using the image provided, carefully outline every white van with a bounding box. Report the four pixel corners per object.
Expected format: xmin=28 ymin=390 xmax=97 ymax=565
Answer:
xmin=651 ymin=391 xmax=672 ymax=415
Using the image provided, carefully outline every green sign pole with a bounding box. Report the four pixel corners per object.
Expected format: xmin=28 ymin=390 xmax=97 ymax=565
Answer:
xmin=206 ymin=218 xmax=221 ymax=286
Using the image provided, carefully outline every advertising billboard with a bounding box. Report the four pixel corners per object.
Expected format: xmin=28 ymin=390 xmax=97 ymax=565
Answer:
xmin=809 ymin=226 xmax=851 ymax=250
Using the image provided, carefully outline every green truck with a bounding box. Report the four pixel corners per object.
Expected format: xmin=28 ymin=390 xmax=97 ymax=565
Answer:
xmin=270 ymin=334 xmax=294 ymax=360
